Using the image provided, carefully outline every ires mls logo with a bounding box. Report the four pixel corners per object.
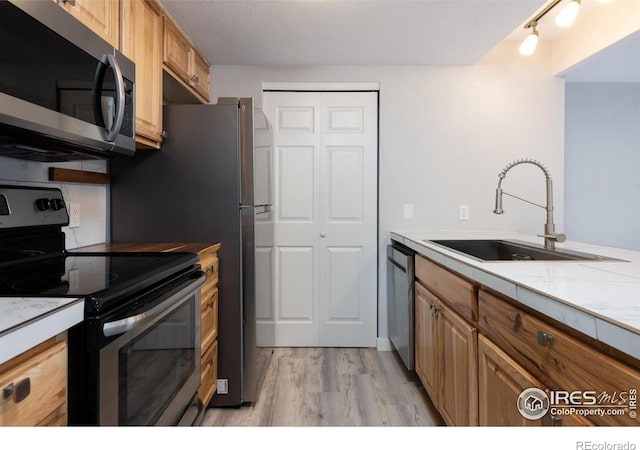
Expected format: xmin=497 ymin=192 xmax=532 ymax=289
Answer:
xmin=518 ymin=387 xmax=638 ymax=420
xmin=517 ymin=388 xmax=550 ymax=420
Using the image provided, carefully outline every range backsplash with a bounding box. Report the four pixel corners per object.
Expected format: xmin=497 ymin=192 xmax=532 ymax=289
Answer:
xmin=0 ymin=156 xmax=107 ymax=249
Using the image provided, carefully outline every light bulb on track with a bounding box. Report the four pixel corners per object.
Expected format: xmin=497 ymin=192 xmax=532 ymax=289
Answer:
xmin=555 ymin=0 xmax=581 ymax=27
xmin=519 ymin=28 xmax=539 ymax=56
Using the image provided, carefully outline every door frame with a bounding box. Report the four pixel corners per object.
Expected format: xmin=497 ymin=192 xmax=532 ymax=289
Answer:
xmin=261 ymin=82 xmax=381 ymax=348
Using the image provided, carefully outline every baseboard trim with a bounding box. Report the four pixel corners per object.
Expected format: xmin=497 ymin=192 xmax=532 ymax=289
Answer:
xmin=376 ymin=337 xmax=393 ymax=351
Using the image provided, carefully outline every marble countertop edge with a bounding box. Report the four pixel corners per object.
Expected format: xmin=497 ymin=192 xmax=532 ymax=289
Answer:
xmin=0 ymin=298 xmax=84 ymax=365
xmin=390 ymin=230 xmax=640 ymax=361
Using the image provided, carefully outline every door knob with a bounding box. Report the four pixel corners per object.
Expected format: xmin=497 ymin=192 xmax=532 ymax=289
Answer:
xmin=320 ymin=232 xmax=327 ymax=238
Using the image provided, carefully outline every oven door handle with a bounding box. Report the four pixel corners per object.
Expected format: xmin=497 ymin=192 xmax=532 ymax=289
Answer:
xmin=102 ymin=274 xmax=205 ymax=338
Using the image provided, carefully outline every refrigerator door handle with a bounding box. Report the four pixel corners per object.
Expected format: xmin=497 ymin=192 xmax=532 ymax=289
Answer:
xmin=255 ymin=204 xmax=272 ymax=215
xmin=240 ymin=204 xmax=273 ymax=215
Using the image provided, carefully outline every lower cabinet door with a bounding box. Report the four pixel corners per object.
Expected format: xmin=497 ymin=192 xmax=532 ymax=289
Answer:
xmin=439 ymin=301 xmax=478 ymax=426
xmin=0 ymin=337 xmax=67 ymax=426
xmin=478 ymin=334 xmax=545 ymax=426
xmin=415 ymin=282 xmax=440 ymax=408
xmin=199 ymin=340 xmax=218 ymax=407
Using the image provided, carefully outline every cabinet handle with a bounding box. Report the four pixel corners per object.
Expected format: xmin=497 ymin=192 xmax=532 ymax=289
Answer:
xmin=3 ymin=378 xmax=31 ymax=404
xmin=62 ymin=0 xmax=76 ymax=6
xmin=206 ymin=357 xmax=214 ymax=367
xmin=206 ymin=266 xmax=214 ymax=273
xmin=537 ymin=331 xmax=555 ymax=347
xmin=543 ymin=414 xmax=563 ymax=426
xmin=206 ymin=300 xmax=214 ymax=309
xmin=190 ymin=74 xmax=199 ymax=84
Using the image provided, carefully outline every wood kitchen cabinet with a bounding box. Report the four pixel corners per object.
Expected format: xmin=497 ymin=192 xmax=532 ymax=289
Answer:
xmin=411 ymin=246 xmax=640 ymax=426
xmin=439 ymin=301 xmax=478 ymax=426
xmin=0 ymin=335 xmax=67 ymax=426
xmin=56 ymin=0 xmax=120 ymax=49
xmin=120 ymin=0 xmax=164 ymax=149
xmin=478 ymin=288 xmax=640 ymax=426
xmin=162 ymin=15 xmax=210 ymax=104
xmin=415 ymin=281 xmax=440 ymax=408
xmin=194 ymin=243 xmax=220 ymax=406
xmin=414 ymin=254 xmax=478 ymax=426
xmin=478 ymin=334 xmax=545 ymax=426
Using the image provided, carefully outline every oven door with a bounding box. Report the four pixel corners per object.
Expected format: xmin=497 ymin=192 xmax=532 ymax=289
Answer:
xmin=98 ymin=272 xmax=204 ymax=426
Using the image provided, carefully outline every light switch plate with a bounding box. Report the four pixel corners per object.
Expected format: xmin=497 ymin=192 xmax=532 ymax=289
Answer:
xmin=459 ymin=205 xmax=469 ymax=220
xmin=69 ymin=203 xmax=80 ymax=228
xmin=403 ymin=204 xmax=414 ymax=219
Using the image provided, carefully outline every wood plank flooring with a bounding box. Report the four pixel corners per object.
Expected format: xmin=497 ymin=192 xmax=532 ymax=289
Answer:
xmin=201 ymin=347 xmax=444 ymax=426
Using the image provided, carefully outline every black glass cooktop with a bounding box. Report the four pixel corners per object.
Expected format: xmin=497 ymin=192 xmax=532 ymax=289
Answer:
xmin=0 ymin=251 xmax=199 ymax=313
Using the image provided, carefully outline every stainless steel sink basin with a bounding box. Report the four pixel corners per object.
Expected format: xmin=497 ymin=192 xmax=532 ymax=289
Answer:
xmin=424 ymin=239 xmax=622 ymax=262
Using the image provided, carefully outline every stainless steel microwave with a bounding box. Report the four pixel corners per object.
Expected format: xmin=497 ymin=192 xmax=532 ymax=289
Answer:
xmin=0 ymin=0 xmax=136 ymax=162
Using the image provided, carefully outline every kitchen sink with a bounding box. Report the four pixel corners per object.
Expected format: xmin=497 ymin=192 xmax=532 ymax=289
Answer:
xmin=424 ymin=239 xmax=622 ymax=262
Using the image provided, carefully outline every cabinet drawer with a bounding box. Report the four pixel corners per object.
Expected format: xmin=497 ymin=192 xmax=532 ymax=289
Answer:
xmin=415 ymin=254 xmax=477 ymax=323
xmin=0 ymin=337 xmax=67 ymax=426
xmin=200 ymin=254 xmax=219 ymax=293
xmin=478 ymin=289 xmax=640 ymax=426
xmin=198 ymin=340 xmax=218 ymax=407
xmin=201 ymin=287 xmax=218 ymax=355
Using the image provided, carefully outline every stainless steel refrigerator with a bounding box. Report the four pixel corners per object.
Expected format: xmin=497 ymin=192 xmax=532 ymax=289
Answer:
xmin=110 ymin=97 xmax=268 ymax=407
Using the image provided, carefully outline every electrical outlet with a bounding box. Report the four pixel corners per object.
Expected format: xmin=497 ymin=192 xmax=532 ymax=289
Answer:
xmin=69 ymin=203 xmax=80 ymax=228
xmin=217 ymin=379 xmax=229 ymax=395
xmin=459 ymin=205 xmax=469 ymax=221
xmin=403 ymin=204 xmax=414 ymax=219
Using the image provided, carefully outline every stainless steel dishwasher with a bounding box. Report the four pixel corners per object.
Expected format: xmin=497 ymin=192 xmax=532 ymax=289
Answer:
xmin=387 ymin=241 xmax=415 ymax=370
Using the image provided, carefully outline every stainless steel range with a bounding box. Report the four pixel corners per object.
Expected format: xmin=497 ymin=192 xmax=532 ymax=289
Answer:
xmin=0 ymin=185 xmax=205 ymax=426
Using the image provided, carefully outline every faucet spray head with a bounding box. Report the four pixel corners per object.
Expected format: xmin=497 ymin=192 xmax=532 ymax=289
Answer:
xmin=494 ymin=188 xmax=504 ymax=214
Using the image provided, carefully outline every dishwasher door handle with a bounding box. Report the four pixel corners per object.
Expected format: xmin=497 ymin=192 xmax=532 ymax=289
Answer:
xmin=387 ymin=256 xmax=408 ymax=272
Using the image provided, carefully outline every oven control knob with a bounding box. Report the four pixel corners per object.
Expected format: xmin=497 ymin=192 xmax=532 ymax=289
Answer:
xmin=51 ymin=198 xmax=65 ymax=210
xmin=35 ymin=198 xmax=51 ymax=211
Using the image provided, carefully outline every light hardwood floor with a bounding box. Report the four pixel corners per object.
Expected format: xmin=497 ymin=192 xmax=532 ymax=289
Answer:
xmin=201 ymin=347 xmax=444 ymax=426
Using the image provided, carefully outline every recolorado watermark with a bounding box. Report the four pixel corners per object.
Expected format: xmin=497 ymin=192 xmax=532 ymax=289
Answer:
xmin=517 ymin=387 xmax=638 ymax=421
xmin=576 ymin=442 xmax=636 ymax=450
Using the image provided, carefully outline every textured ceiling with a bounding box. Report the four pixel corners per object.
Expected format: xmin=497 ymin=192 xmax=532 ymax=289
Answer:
xmin=160 ymin=0 xmax=547 ymax=65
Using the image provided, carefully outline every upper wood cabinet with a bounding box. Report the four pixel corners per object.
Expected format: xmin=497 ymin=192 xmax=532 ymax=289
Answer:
xmin=56 ymin=0 xmax=120 ymax=49
xmin=163 ymin=16 xmax=211 ymax=103
xmin=120 ymin=0 xmax=163 ymax=149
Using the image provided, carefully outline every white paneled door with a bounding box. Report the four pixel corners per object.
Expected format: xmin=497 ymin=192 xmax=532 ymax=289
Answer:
xmin=262 ymin=91 xmax=378 ymax=347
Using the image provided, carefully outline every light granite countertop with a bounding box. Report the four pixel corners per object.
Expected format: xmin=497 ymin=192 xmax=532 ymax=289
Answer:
xmin=0 ymin=297 xmax=84 ymax=365
xmin=390 ymin=230 xmax=640 ymax=361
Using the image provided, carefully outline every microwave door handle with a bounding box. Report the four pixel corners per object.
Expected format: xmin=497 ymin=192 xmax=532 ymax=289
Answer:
xmin=105 ymin=53 xmax=125 ymax=142
xmin=92 ymin=54 xmax=125 ymax=143
xmin=92 ymin=57 xmax=108 ymax=131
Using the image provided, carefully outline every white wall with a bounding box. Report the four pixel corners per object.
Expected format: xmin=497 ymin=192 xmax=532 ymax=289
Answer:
xmin=0 ymin=157 xmax=108 ymax=249
xmin=210 ymin=44 xmax=565 ymax=342
xmin=564 ymin=82 xmax=640 ymax=250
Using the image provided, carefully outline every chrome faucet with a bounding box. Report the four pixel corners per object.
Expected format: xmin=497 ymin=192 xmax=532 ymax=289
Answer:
xmin=493 ymin=158 xmax=566 ymax=250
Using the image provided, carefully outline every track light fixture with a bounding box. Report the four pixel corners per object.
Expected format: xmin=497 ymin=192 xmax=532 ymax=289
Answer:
xmin=518 ymin=0 xmax=612 ymax=56
xmin=519 ymin=25 xmax=539 ymax=55
xmin=556 ymin=0 xmax=581 ymax=27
